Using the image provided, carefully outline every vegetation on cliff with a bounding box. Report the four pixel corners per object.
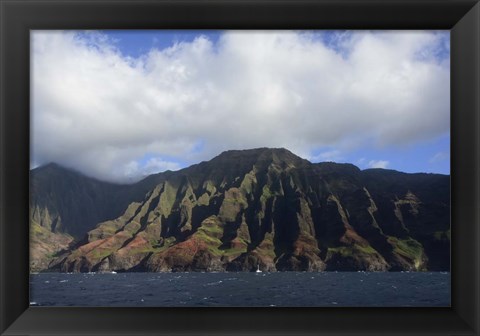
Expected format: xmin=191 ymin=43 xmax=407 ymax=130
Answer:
xmin=30 ymin=148 xmax=450 ymax=272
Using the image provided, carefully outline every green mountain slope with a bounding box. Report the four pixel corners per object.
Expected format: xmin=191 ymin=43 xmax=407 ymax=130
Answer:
xmin=29 ymin=163 xmax=168 ymax=270
xmin=28 ymin=148 xmax=449 ymax=273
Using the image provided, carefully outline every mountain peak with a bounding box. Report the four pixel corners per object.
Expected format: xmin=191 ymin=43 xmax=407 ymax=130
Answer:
xmin=37 ymin=162 xmax=62 ymax=169
xmin=31 ymin=147 xmax=450 ymax=273
xmin=32 ymin=162 xmax=71 ymax=175
xmin=214 ymin=147 xmax=308 ymax=168
xmin=217 ymin=147 xmax=291 ymax=157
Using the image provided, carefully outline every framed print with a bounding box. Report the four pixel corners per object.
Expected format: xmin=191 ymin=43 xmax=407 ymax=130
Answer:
xmin=1 ymin=0 xmax=479 ymax=335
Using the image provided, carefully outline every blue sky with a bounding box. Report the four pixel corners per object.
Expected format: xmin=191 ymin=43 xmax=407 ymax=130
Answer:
xmin=31 ymin=30 xmax=450 ymax=182
xmin=102 ymin=30 xmax=222 ymax=58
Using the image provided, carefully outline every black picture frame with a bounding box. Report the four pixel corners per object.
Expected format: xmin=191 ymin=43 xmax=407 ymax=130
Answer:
xmin=1 ymin=0 xmax=479 ymax=335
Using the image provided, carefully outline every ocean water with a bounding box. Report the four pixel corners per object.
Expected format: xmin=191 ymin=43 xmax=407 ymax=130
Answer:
xmin=30 ymin=272 xmax=450 ymax=307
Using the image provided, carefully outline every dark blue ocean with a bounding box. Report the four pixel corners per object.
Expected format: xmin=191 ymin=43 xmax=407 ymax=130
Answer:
xmin=30 ymin=272 xmax=450 ymax=307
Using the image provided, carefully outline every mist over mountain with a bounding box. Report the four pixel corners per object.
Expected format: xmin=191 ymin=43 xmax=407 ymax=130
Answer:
xmin=30 ymin=148 xmax=450 ymax=273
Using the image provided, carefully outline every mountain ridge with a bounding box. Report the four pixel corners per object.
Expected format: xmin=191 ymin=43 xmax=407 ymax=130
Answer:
xmin=30 ymin=148 xmax=450 ymax=273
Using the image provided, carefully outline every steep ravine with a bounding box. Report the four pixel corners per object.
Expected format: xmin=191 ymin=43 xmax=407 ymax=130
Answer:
xmin=31 ymin=148 xmax=450 ymax=272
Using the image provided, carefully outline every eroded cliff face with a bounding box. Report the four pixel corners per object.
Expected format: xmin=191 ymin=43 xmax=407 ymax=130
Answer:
xmin=29 ymin=163 xmax=168 ymax=271
xmin=30 ymin=221 xmax=73 ymax=272
xmin=37 ymin=148 xmax=449 ymax=273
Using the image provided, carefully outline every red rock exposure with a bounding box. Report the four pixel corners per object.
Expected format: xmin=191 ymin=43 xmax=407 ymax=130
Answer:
xmin=30 ymin=148 xmax=450 ymax=273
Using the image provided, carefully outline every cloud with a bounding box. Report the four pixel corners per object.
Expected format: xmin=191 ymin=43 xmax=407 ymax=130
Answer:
xmin=356 ymin=158 xmax=366 ymax=166
xmin=31 ymin=30 xmax=450 ymax=182
xmin=143 ymin=158 xmax=181 ymax=175
xmin=122 ymin=157 xmax=181 ymax=181
xmin=429 ymin=151 xmax=449 ymax=163
xmin=309 ymin=150 xmax=344 ymax=162
xmin=368 ymin=160 xmax=389 ymax=169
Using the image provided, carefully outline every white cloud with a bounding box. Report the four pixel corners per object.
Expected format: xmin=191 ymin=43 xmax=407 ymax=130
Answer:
xmin=368 ymin=160 xmax=389 ymax=169
xmin=143 ymin=158 xmax=181 ymax=175
xmin=309 ymin=150 xmax=343 ymax=162
xmin=429 ymin=151 xmax=449 ymax=163
xmin=121 ymin=157 xmax=180 ymax=182
xmin=356 ymin=158 xmax=366 ymax=166
xmin=31 ymin=30 xmax=450 ymax=182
